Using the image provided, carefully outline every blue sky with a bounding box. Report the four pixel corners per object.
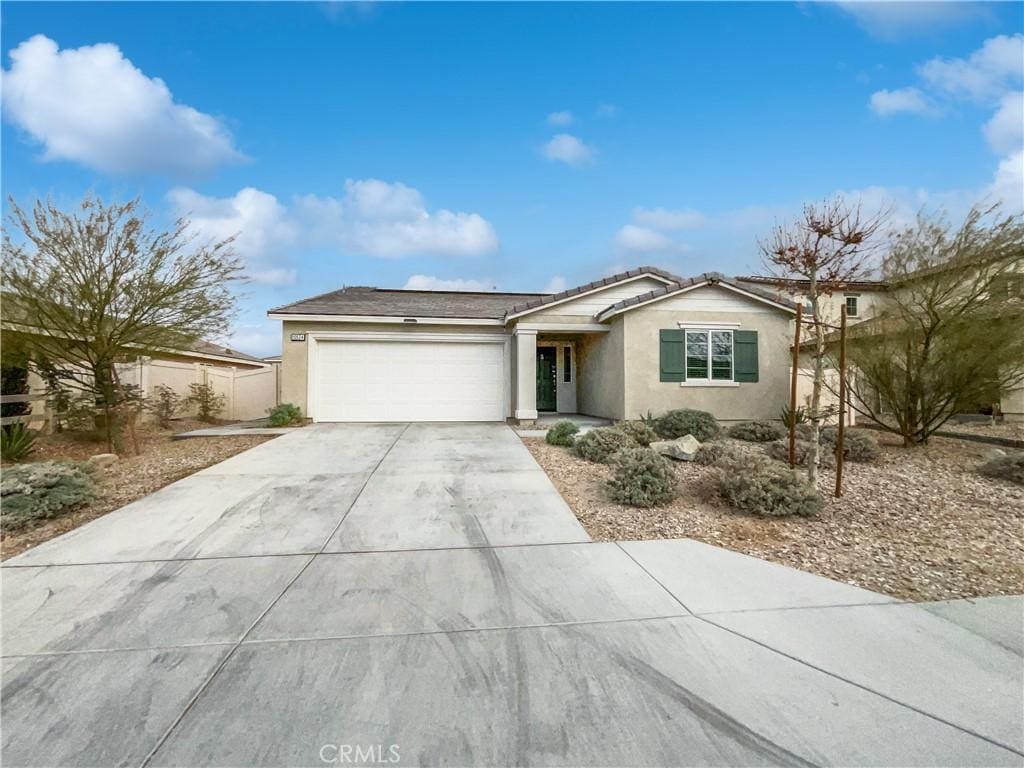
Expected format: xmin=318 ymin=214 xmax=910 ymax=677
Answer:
xmin=2 ymin=1 xmax=1022 ymax=355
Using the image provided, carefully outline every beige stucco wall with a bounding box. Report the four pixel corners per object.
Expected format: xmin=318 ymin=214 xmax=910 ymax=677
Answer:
xmin=574 ymin=322 xmax=626 ymax=420
xmin=280 ymin=320 xmax=508 ymax=416
xmin=621 ymin=305 xmax=792 ymax=423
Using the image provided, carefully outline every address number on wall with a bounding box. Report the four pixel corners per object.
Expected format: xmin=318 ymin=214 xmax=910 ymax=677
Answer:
xmin=290 ymin=333 xmax=306 ymax=342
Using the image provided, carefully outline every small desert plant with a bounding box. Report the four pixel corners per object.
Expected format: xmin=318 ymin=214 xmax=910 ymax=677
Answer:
xmin=267 ymin=403 xmax=303 ymax=427
xmin=146 ymin=385 xmax=181 ymax=428
xmin=766 ymin=439 xmax=836 ymax=468
xmin=694 ymin=441 xmax=741 ymax=466
xmin=607 ymin=447 xmax=678 ymax=507
xmin=655 ymin=408 xmax=721 ymax=442
xmin=718 ymin=458 xmax=823 ymax=517
xmin=639 ymin=410 xmax=659 ymax=429
xmin=1 ymin=461 xmax=94 ymax=531
xmin=820 ymin=427 xmax=881 ymax=462
xmin=727 ymin=421 xmax=786 ymax=443
xmin=185 ymin=383 xmax=226 ymax=423
xmin=616 ymin=420 xmax=658 ymax=446
xmin=572 ymin=427 xmax=636 ymax=463
xmin=779 ymin=404 xmax=807 ymax=429
xmin=63 ymin=392 xmax=100 ymax=433
xmin=977 ymin=453 xmax=1024 ymax=485
xmin=1 ymin=423 xmax=36 ymax=462
xmin=545 ymin=419 xmax=579 ymax=446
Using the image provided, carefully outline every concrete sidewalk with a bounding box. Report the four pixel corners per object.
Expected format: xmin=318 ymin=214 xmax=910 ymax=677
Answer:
xmin=2 ymin=424 xmax=1021 ymax=767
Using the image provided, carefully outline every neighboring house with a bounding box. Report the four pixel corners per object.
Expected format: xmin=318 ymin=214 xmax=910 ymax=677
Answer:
xmin=735 ymin=275 xmax=888 ymax=325
xmin=267 ymin=267 xmax=797 ymax=423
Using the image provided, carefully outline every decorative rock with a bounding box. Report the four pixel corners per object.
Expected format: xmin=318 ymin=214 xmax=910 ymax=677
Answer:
xmin=980 ymin=448 xmax=1007 ymax=461
xmin=87 ymin=453 xmax=119 ymax=469
xmin=651 ymin=434 xmax=701 ymax=461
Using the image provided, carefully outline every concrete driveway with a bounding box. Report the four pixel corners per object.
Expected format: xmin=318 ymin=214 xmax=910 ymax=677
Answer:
xmin=2 ymin=423 xmax=1021 ymax=767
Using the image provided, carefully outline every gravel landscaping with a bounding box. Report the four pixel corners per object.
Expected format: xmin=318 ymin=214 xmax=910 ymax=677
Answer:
xmin=523 ymin=433 xmax=1024 ymax=602
xmin=1 ymin=420 xmax=272 ymax=560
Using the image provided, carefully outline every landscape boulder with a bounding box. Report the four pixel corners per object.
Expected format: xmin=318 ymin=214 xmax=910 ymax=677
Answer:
xmin=86 ymin=453 xmax=119 ymax=469
xmin=650 ymin=434 xmax=701 ymax=461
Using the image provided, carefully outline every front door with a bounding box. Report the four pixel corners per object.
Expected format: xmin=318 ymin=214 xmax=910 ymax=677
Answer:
xmin=536 ymin=347 xmax=557 ymax=411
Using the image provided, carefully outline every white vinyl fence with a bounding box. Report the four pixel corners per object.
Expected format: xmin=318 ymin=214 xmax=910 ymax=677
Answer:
xmin=115 ymin=358 xmax=280 ymax=422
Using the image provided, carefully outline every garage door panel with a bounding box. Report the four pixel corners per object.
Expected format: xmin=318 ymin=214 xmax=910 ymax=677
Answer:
xmin=316 ymin=340 xmax=505 ymax=422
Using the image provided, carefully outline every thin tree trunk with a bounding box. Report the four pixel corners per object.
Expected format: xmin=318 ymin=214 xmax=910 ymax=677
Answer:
xmin=807 ymin=290 xmax=824 ymax=483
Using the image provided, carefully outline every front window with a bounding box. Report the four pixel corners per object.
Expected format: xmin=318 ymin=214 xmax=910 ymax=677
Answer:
xmin=845 ymin=295 xmax=859 ymax=317
xmin=685 ymin=330 xmax=733 ymax=381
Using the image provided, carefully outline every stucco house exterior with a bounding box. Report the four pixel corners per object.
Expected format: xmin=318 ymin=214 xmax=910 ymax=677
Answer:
xmin=268 ymin=267 xmax=797 ymax=423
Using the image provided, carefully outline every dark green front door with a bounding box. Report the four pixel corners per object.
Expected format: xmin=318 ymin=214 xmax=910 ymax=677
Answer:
xmin=536 ymin=347 xmax=557 ymax=411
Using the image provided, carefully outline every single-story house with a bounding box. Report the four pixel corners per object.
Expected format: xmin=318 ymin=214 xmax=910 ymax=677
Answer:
xmin=267 ymin=266 xmax=798 ymax=423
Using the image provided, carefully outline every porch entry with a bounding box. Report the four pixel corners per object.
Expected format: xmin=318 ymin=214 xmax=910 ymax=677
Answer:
xmin=536 ymin=347 xmax=557 ymax=411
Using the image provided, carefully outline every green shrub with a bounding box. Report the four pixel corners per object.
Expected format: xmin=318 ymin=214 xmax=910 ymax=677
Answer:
xmin=185 ymin=383 xmax=225 ymax=423
xmin=765 ymin=439 xmax=836 ymax=468
xmin=718 ymin=459 xmax=823 ymax=517
xmin=1 ymin=423 xmax=36 ymax=462
xmin=616 ymin=420 xmax=658 ymax=446
xmin=545 ymin=419 xmax=579 ymax=446
xmin=655 ymin=409 xmax=721 ymax=442
xmin=572 ymin=427 xmax=635 ymax=463
xmin=694 ymin=441 xmax=741 ymax=466
xmin=727 ymin=421 xmax=786 ymax=442
xmin=820 ymin=427 xmax=881 ymax=462
xmin=977 ymin=453 xmax=1024 ymax=485
xmin=607 ymin=447 xmax=678 ymax=507
xmin=1 ymin=461 xmax=94 ymax=531
xmin=267 ymin=403 xmax=303 ymax=427
xmin=146 ymin=384 xmax=180 ymax=428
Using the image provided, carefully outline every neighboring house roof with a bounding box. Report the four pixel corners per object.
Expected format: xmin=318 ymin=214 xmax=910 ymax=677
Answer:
xmin=735 ymin=275 xmax=889 ymax=292
xmin=185 ymin=340 xmax=268 ymax=366
xmin=595 ymin=272 xmax=799 ymax=321
xmin=268 ymin=286 xmax=545 ymax=320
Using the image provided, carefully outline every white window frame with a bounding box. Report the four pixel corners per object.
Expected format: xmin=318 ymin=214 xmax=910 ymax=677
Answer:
xmin=681 ymin=328 xmax=738 ymax=387
xmin=845 ymin=294 xmax=860 ymax=317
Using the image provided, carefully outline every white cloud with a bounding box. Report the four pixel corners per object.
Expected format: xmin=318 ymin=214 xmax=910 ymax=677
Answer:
xmin=171 ymin=179 xmax=499 ymax=282
xmin=542 ymin=134 xmax=595 ymax=167
xmin=546 ymin=111 xmax=574 ymax=126
xmin=223 ymin=321 xmax=281 ymax=358
xmin=615 ymin=225 xmax=678 ymax=254
xmin=836 ymin=2 xmax=992 ymax=40
xmin=167 ymin=186 xmax=298 ymax=286
xmin=869 ymin=87 xmax=940 ymax=117
xmin=402 ymin=275 xmax=495 ymax=291
xmin=983 ymin=91 xmax=1024 ymax=155
xmin=632 ymin=206 xmax=707 ymax=231
xmin=919 ymin=34 xmax=1024 ymax=102
xmin=1 ymin=35 xmax=243 ymax=176
xmin=296 ymin=179 xmax=499 ymax=257
xmin=989 ymin=150 xmax=1024 ymax=212
xmin=543 ymin=276 xmax=567 ymax=293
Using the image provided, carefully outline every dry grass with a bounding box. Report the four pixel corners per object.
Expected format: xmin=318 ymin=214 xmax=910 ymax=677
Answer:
xmin=524 ymin=434 xmax=1024 ymax=602
xmin=1 ymin=420 xmax=272 ymax=560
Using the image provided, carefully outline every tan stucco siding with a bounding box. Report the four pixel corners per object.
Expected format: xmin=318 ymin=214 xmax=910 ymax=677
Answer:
xmin=279 ymin=320 xmax=508 ymax=416
xmin=518 ymin=276 xmax=668 ymax=322
xmin=622 ymin=304 xmax=792 ymax=422
xmin=575 ymin=320 xmax=626 ymax=419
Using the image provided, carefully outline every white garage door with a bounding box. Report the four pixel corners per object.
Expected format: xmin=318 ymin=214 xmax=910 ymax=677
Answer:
xmin=315 ymin=339 xmax=505 ymax=422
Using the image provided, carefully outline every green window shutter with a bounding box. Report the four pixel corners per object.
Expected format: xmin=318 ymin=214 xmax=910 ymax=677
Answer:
xmin=660 ymin=329 xmax=685 ymax=382
xmin=734 ymin=330 xmax=759 ymax=382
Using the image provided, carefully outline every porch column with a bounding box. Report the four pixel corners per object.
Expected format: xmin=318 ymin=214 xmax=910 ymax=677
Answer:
xmin=514 ymin=328 xmax=538 ymax=420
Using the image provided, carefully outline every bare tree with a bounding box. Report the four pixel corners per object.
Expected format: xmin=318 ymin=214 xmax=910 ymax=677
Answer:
xmin=2 ymin=196 xmax=244 ymax=452
xmin=842 ymin=205 xmax=1024 ymax=444
xmin=759 ymin=197 xmax=888 ymax=482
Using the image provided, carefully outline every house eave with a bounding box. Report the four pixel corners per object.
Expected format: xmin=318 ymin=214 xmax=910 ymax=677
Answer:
xmin=267 ymin=312 xmax=505 ymax=326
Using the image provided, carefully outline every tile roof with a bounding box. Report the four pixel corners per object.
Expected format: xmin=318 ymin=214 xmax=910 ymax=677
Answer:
xmin=505 ymin=266 xmax=682 ymax=316
xmin=268 ymin=286 xmax=546 ymax=320
xmin=595 ymin=272 xmax=799 ymax=320
xmin=187 ymin=340 xmax=267 ymax=364
xmin=736 ymin=275 xmax=889 ymax=291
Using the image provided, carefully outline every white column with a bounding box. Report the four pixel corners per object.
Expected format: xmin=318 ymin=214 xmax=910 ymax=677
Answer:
xmin=514 ymin=329 xmax=538 ymax=420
